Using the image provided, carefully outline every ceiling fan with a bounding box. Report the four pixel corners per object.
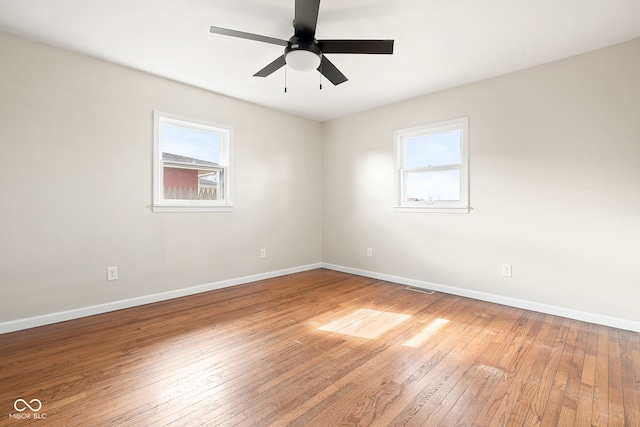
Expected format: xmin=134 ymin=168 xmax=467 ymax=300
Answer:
xmin=209 ymin=0 xmax=394 ymax=86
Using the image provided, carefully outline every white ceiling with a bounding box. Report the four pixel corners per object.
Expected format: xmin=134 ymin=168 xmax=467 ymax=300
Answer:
xmin=0 ymin=0 xmax=638 ymax=122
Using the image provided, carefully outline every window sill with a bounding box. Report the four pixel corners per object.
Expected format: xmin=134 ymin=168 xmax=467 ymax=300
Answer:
xmin=152 ymin=204 xmax=234 ymax=213
xmin=393 ymin=206 xmax=470 ymax=214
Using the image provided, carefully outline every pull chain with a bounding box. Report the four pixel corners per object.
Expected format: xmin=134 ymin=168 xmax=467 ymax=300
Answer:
xmin=284 ymin=66 xmax=287 ymax=93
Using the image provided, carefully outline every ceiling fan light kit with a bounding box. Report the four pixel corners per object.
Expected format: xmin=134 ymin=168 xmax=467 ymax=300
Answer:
xmin=285 ymin=41 xmax=322 ymax=72
xmin=209 ymin=0 xmax=394 ymax=86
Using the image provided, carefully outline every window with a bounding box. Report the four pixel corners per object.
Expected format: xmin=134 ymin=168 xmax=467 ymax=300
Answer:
xmin=153 ymin=111 xmax=233 ymax=212
xmin=394 ymin=117 xmax=469 ymax=213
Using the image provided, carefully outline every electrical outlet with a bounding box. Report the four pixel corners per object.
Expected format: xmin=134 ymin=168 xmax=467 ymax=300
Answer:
xmin=366 ymin=248 xmax=373 ymax=258
xmin=260 ymin=248 xmax=266 ymax=259
xmin=107 ymin=266 xmax=118 ymax=281
xmin=502 ymin=264 xmax=512 ymax=277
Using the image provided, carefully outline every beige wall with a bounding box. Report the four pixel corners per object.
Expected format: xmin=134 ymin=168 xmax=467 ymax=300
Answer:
xmin=322 ymin=39 xmax=640 ymax=323
xmin=1 ymin=30 xmax=638 ymax=329
xmin=0 ymin=32 xmax=322 ymax=322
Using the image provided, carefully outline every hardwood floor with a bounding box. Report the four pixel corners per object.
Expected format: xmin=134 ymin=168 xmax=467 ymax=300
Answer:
xmin=1 ymin=269 xmax=639 ymax=426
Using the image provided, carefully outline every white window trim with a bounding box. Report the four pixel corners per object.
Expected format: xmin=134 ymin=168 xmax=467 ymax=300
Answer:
xmin=153 ymin=111 xmax=234 ymax=213
xmin=394 ymin=117 xmax=469 ymax=214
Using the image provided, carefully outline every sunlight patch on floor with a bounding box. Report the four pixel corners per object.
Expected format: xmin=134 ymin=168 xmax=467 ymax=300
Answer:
xmin=318 ymin=308 xmax=412 ymax=339
xmin=403 ymin=318 xmax=450 ymax=347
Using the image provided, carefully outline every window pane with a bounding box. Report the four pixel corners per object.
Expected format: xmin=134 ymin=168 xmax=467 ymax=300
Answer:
xmin=405 ymin=130 xmax=461 ymax=168
xmin=161 ymin=124 xmax=221 ymax=164
xmin=198 ymin=170 xmax=223 ymax=200
xmin=161 ymin=124 xmax=222 ymax=201
xmin=162 ymin=167 xmax=223 ymax=201
xmin=406 ymin=169 xmax=460 ymax=202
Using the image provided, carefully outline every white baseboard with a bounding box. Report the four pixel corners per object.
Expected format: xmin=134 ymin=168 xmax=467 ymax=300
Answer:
xmin=0 ymin=263 xmax=322 ymax=334
xmin=322 ymin=263 xmax=640 ymax=333
xmin=4 ymin=262 xmax=638 ymax=335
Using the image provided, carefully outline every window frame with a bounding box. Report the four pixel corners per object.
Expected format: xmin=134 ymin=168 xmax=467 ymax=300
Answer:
xmin=153 ymin=111 xmax=233 ymax=213
xmin=394 ymin=117 xmax=469 ymax=214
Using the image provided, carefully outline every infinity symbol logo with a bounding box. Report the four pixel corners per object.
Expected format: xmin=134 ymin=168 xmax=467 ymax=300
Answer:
xmin=14 ymin=398 xmax=42 ymax=412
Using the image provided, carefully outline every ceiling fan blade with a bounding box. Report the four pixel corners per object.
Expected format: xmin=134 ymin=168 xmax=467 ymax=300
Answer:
xmin=254 ymin=55 xmax=286 ymax=77
xmin=318 ymin=40 xmax=394 ymax=54
xmin=210 ymin=26 xmax=288 ymax=47
xmin=294 ymin=0 xmax=320 ymax=40
xmin=318 ymin=56 xmax=348 ymax=86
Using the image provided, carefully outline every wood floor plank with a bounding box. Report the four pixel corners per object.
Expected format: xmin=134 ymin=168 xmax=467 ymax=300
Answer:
xmin=485 ymin=314 xmax=555 ymax=427
xmin=529 ymin=316 xmax=572 ymax=424
xmin=540 ymin=318 xmax=578 ymax=427
xmin=454 ymin=311 xmax=538 ymax=427
xmin=419 ymin=307 xmax=522 ymax=425
xmin=274 ymin=300 xmax=464 ymax=425
xmin=362 ymin=301 xmax=493 ymax=427
xmin=619 ymin=330 xmax=640 ymax=427
xmin=380 ymin=304 xmax=509 ymax=426
xmin=575 ymin=323 xmax=599 ymax=427
xmin=557 ymin=320 xmax=590 ymax=426
xmin=504 ymin=315 xmax=564 ymax=427
xmin=467 ymin=311 xmax=540 ymax=427
xmin=592 ymin=325 xmax=610 ymax=426
xmin=1 ymin=269 xmax=639 ymax=427
xmin=606 ymin=330 xmax=625 ymax=426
